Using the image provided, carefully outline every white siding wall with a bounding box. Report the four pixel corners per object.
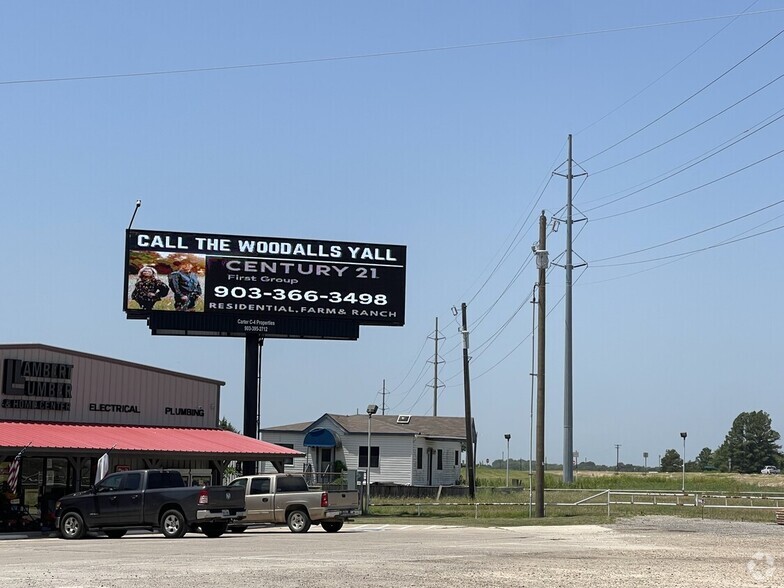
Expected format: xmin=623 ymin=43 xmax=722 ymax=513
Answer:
xmin=341 ymin=434 xmax=413 ymax=485
xmin=412 ymin=439 xmax=462 ymax=486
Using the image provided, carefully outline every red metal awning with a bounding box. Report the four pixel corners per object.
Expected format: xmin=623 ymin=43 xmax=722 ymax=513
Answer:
xmin=0 ymin=421 xmax=302 ymax=460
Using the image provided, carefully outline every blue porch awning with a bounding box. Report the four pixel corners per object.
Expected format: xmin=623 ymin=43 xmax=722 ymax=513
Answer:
xmin=303 ymin=428 xmax=341 ymax=448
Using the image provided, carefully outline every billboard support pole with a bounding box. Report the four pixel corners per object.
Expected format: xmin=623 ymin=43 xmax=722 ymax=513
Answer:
xmin=243 ymin=335 xmax=263 ymax=475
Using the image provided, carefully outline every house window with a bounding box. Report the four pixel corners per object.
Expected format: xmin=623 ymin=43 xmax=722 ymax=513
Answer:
xmin=278 ymin=443 xmax=295 ymax=465
xmin=437 ymin=449 xmax=443 ymax=470
xmin=455 ymin=450 xmax=459 ymax=466
xmin=359 ymin=446 xmax=379 ymax=468
xmin=416 ymin=447 xmax=423 ymax=470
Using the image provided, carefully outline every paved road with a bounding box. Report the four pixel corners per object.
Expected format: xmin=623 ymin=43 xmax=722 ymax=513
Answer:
xmin=1 ymin=518 xmax=782 ymax=587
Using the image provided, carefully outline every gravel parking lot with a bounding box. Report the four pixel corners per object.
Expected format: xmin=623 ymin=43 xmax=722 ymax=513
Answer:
xmin=1 ymin=517 xmax=782 ymax=588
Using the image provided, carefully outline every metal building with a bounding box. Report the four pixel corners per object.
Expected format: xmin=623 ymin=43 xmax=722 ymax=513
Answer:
xmin=0 ymin=343 xmax=299 ymax=532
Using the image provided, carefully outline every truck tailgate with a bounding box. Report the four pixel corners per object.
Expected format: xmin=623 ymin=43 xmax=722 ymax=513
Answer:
xmin=327 ymin=490 xmax=359 ymax=509
xmin=205 ymin=486 xmax=246 ymax=509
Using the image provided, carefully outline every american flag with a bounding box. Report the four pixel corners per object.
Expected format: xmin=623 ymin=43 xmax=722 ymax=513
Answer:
xmin=7 ymin=451 xmax=22 ymax=494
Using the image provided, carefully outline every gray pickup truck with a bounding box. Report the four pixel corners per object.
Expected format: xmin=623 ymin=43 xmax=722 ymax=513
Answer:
xmin=54 ymin=469 xmax=246 ymax=539
xmin=228 ymin=473 xmax=360 ymax=533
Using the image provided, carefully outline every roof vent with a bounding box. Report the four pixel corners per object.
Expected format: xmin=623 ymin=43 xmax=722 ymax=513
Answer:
xmin=396 ymin=415 xmax=411 ymax=424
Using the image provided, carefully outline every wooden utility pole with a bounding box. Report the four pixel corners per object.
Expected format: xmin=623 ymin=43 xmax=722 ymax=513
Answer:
xmin=461 ymin=303 xmax=476 ymax=499
xmin=535 ymin=212 xmax=547 ymax=517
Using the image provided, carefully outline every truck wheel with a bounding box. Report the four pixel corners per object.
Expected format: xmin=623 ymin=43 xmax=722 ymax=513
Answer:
xmin=104 ymin=529 xmax=127 ymax=539
xmin=201 ymin=522 xmax=228 ymax=538
xmin=286 ymin=509 xmax=311 ymax=533
xmin=322 ymin=521 xmax=343 ymax=533
xmin=60 ymin=511 xmax=87 ymax=540
xmin=229 ymin=526 xmax=248 ymax=533
xmin=160 ymin=509 xmax=187 ymax=538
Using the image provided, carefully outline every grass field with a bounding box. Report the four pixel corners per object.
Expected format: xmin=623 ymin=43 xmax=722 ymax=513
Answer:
xmin=361 ymin=468 xmax=784 ymax=527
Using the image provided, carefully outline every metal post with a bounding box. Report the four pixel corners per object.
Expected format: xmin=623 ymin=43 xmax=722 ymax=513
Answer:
xmin=365 ymin=404 xmax=378 ymax=513
xmin=505 ymin=434 xmax=511 ymax=488
xmin=563 ymin=133 xmax=574 ymax=484
xmin=243 ymin=336 xmax=262 ymax=476
xmin=433 ymin=317 xmax=439 ymax=416
xmin=367 ymin=414 xmax=372 ymax=511
xmin=681 ymin=432 xmax=687 ymax=492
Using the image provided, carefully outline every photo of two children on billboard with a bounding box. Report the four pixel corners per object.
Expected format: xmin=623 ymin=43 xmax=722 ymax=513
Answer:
xmin=128 ymin=254 xmax=204 ymax=312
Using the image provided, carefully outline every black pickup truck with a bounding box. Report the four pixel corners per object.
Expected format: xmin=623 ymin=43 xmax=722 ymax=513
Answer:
xmin=54 ymin=469 xmax=246 ymax=539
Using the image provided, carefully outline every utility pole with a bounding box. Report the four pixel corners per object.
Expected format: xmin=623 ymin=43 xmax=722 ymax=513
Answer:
xmin=534 ymin=212 xmax=548 ymax=517
xmin=429 ymin=317 xmax=444 ymax=416
xmin=615 ymin=444 xmax=621 ymax=472
xmin=381 ymin=379 xmax=387 ymax=415
xmin=554 ymin=133 xmax=586 ymax=484
xmin=460 ymin=303 xmax=476 ymax=500
xmin=528 ymin=283 xmax=537 ymax=518
xmin=563 ymin=134 xmax=575 ymax=484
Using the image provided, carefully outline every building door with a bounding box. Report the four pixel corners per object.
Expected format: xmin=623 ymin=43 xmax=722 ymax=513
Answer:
xmin=320 ymin=448 xmax=333 ymax=473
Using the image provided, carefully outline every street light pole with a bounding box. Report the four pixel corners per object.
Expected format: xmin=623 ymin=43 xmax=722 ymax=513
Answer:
xmin=680 ymin=432 xmax=687 ymax=493
xmin=504 ymin=434 xmax=511 ymax=488
xmin=366 ymin=404 xmax=378 ymax=513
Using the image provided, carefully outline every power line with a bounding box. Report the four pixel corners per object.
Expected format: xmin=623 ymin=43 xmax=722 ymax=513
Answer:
xmin=591 ymin=147 xmax=784 ymax=222
xmin=461 ymin=142 xmax=564 ymax=307
xmin=387 ymin=361 xmax=431 ymax=412
xmin=575 ymin=0 xmax=761 ymax=137
xmin=4 ymin=10 xmax=784 ymax=87
xmin=590 ymin=198 xmax=784 ymax=263
xmin=589 ymin=71 xmax=784 ymax=178
xmin=585 ymin=109 xmax=784 ymax=213
xmin=472 ymin=266 xmax=589 ymax=381
xmin=582 ymin=26 xmax=784 ymax=164
xmin=592 ymin=223 xmax=784 ymax=267
xmin=582 ymin=209 xmax=784 ymax=285
xmin=580 ymin=104 xmax=784 ymax=207
xmin=385 ymin=334 xmax=430 ymax=393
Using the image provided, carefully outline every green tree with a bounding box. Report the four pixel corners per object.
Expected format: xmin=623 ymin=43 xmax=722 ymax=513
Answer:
xmin=714 ymin=411 xmax=782 ymax=474
xmin=695 ymin=447 xmax=713 ymax=471
xmin=660 ymin=448 xmax=681 ymax=473
xmin=219 ymin=417 xmax=239 ymax=433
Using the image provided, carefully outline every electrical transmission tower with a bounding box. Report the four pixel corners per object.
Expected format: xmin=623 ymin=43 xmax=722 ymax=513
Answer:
xmin=427 ymin=317 xmax=445 ymax=416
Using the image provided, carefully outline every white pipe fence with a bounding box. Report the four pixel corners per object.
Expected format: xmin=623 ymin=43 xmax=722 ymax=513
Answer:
xmin=372 ymin=488 xmax=784 ymax=519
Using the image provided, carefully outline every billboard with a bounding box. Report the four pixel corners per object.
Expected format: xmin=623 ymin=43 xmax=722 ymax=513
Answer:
xmin=124 ymin=229 xmax=406 ymax=328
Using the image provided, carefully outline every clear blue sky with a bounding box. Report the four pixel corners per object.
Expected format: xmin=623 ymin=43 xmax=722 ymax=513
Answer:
xmin=2 ymin=2 xmax=783 ymax=469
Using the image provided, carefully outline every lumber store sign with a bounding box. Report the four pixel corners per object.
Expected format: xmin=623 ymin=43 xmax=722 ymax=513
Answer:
xmin=2 ymin=359 xmax=72 ymax=411
xmin=124 ymin=229 xmax=407 ymax=327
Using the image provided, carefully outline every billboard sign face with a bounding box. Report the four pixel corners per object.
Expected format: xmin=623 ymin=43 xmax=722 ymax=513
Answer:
xmin=125 ymin=229 xmax=406 ymax=327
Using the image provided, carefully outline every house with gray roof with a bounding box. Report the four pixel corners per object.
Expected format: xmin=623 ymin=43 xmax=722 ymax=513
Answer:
xmin=260 ymin=413 xmax=475 ymax=487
